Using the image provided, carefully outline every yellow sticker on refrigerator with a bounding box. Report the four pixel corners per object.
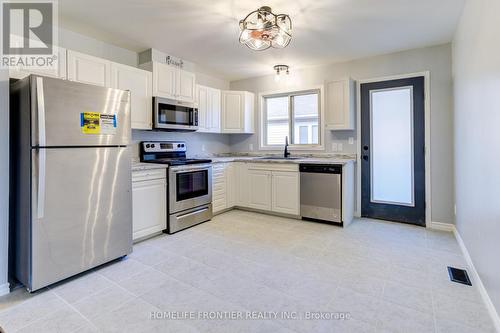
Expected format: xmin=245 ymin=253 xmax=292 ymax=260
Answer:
xmin=80 ymin=112 xmax=100 ymax=134
xmin=80 ymin=112 xmax=117 ymax=135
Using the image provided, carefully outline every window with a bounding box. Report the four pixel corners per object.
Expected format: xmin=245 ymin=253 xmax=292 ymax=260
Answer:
xmin=299 ymin=126 xmax=308 ymax=144
xmin=262 ymin=90 xmax=321 ymax=148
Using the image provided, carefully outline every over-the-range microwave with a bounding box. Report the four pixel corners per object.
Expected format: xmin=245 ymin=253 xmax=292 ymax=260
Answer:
xmin=153 ymin=97 xmax=198 ymax=131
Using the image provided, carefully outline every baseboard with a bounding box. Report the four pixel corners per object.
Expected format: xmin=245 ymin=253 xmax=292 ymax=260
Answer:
xmin=454 ymin=228 xmax=500 ymax=332
xmin=428 ymin=221 xmax=455 ymax=232
xmin=0 ymin=282 xmax=10 ymax=296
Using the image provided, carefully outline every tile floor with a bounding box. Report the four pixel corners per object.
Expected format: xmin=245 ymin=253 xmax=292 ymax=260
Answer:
xmin=0 ymin=210 xmax=496 ymax=333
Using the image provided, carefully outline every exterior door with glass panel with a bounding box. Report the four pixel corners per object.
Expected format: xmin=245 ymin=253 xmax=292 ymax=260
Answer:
xmin=361 ymin=77 xmax=425 ymax=226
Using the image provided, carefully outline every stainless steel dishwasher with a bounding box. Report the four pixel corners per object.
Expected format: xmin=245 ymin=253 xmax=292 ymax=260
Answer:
xmin=300 ymin=164 xmax=342 ymax=223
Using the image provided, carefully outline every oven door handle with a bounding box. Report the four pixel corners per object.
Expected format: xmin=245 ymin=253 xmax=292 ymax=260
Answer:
xmin=170 ymin=165 xmax=212 ymax=173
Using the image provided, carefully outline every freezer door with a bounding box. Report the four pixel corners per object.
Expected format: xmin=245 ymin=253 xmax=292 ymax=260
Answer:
xmin=30 ymin=147 xmax=132 ymax=291
xmin=30 ymin=75 xmax=131 ymax=147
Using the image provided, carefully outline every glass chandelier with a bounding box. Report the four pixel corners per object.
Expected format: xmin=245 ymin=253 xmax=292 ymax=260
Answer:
xmin=239 ymin=6 xmax=292 ymax=51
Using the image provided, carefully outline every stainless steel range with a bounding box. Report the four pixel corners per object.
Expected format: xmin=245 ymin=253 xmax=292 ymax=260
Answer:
xmin=140 ymin=141 xmax=212 ymax=233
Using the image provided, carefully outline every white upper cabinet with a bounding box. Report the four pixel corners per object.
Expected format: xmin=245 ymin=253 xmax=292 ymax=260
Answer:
xmin=67 ymin=50 xmax=111 ymax=87
xmin=152 ymin=62 xmax=177 ymax=99
xmin=325 ymin=78 xmax=356 ymax=130
xmin=9 ymin=46 xmax=67 ymax=80
xmin=146 ymin=62 xmax=196 ymax=103
xmin=111 ymin=63 xmax=153 ymax=130
xmin=209 ymin=88 xmax=221 ymax=132
xmin=196 ymin=84 xmax=222 ymax=133
xmin=196 ymin=85 xmax=210 ymax=132
xmin=221 ymin=91 xmax=254 ymax=134
xmin=177 ymin=69 xmax=196 ymax=102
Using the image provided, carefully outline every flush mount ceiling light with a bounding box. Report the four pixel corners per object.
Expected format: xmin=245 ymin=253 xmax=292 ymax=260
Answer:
xmin=274 ymin=64 xmax=289 ymax=82
xmin=239 ymin=6 xmax=292 ymax=51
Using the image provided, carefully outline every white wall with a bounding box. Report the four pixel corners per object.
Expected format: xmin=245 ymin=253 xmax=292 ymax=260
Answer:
xmin=453 ymin=0 xmax=500 ymax=323
xmin=0 ymin=69 xmax=9 ymax=295
xmin=230 ymin=44 xmax=454 ymax=225
xmin=59 ymin=28 xmax=138 ymax=67
xmin=131 ymin=131 xmax=231 ymax=160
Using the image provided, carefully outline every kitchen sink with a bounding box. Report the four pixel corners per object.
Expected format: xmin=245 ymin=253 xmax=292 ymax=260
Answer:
xmin=257 ymin=156 xmax=302 ymax=160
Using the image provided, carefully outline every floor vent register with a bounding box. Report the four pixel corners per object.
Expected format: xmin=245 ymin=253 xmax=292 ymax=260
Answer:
xmin=447 ymin=266 xmax=472 ymax=286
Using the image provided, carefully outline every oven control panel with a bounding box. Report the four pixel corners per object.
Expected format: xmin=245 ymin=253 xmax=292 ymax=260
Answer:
xmin=142 ymin=141 xmax=186 ymax=153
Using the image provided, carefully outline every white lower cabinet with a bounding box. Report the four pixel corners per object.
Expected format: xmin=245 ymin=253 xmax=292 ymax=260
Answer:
xmin=247 ymin=169 xmax=272 ymax=211
xmin=271 ymin=171 xmax=300 ymax=215
xmin=236 ymin=162 xmax=250 ymax=207
xmin=212 ymin=162 xmax=239 ymax=214
xmin=244 ymin=163 xmax=300 ymax=215
xmin=212 ymin=163 xmax=227 ymax=213
xmin=226 ymin=163 xmax=237 ymax=207
xmin=212 ymin=162 xmax=300 ymax=216
xmin=132 ymin=169 xmax=167 ymax=241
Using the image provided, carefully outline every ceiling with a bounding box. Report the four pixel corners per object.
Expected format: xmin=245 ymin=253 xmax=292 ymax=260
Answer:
xmin=59 ymin=0 xmax=465 ymax=81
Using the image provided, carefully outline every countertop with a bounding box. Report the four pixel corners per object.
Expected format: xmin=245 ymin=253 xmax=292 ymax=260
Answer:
xmin=208 ymin=156 xmax=356 ymax=165
xmin=132 ymin=162 xmax=169 ymax=172
xmin=132 ymin=155 xmax=356 ymax=171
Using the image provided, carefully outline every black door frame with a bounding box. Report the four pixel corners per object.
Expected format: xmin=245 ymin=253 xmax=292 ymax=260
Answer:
xmin=359 ymin=75 xmax=427 ymax=226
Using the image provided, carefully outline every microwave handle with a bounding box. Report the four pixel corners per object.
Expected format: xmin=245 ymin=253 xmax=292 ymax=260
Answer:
xmin=192 ymin=109 xmax=198 ymax=126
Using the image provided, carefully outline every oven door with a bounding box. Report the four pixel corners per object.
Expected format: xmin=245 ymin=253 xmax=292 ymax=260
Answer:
xmin=169 ymin=164 xmax=212 ymax=213
xmin=154 ymin=97 xmax=198 ymax=131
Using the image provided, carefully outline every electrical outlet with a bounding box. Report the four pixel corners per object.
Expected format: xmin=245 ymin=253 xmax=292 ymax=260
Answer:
xmin=338 ymin=143 xmax=343 ymax=151
xmin=348 ymin=137 xmax=354 ymax=145
xmin=331 ymin=143 xmax=338 ymax=152
xmin=249 ymin=143 xmax=254 ymax=151
xmin=201 ymin=144 xmax=206 ymax=152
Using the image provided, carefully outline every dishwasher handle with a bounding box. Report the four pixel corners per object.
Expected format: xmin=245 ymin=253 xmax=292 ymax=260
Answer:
xmin=299 ymin=164 xmax=342 ymax=174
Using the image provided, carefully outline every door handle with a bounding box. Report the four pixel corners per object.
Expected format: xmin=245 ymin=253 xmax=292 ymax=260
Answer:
xmin=362 ymin=155 xmax=369 ymax=161
xmin=36 ymin=77 xmax=46 ymax=147
xmin=37 ymin=148 xmax=46 ymax=219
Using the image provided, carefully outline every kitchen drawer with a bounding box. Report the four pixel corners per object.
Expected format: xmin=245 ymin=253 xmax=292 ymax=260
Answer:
xmin=132 ymin=169 xmax=166 ymax=182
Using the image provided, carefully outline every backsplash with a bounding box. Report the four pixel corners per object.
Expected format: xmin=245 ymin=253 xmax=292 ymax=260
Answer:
xmin=131 ymin=130 xmax=231 ymax=161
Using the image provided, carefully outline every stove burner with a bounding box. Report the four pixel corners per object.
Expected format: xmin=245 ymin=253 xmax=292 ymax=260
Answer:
xmin=140 ymin=141 xmax=211 ymax=166
xmin=147 ymin=158 xmax=212 ymax=166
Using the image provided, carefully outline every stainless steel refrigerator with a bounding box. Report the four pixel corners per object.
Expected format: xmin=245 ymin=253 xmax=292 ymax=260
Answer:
xmin=10 ymin=75 xmax=133 ymax=292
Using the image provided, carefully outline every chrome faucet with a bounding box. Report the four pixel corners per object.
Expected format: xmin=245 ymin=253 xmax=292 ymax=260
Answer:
xmin=284 ymin=136 xmax=291 ymax=158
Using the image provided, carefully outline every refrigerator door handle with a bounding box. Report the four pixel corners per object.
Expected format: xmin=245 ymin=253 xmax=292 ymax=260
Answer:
xmin=37 ymin=148 xmax=46 ymax=219
xmin=36 ymin=76 xmax=46 ymax=147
